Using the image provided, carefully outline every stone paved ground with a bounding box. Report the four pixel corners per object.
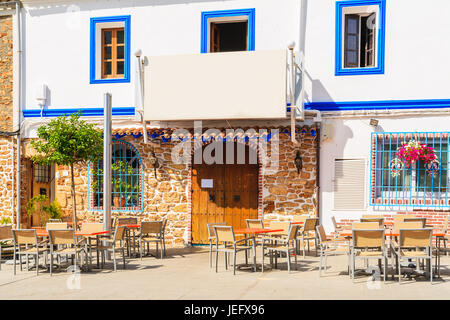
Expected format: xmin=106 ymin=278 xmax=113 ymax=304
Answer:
xmin=0 ymin=247 xmax=448 ymax=300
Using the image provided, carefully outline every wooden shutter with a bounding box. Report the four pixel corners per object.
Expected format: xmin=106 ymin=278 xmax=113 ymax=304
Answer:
xmin=210 ymin=23 xmax=220 ymax=53
xmin=344 ymin=15 xmax=360 ymax=68
xmin=364 ymin=13 xmax=376 ymax=67
xmin=333 ymin=159 xmax=366 ymax=210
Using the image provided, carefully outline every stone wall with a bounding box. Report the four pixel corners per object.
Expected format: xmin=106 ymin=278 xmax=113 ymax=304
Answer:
xmin=0 ymin=15 xmax=12 ymax=132
xmin=0 ymin=16 xmax=14 ymax=224
xmin=20 ymin=128 xmax=318 ymax=246
xmin=262 ymin=130 xmax=318 ymax=221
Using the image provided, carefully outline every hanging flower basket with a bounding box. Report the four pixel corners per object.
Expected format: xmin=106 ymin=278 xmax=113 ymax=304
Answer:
xmin=396 ymin=140 xmax=437 ymax=168
xmin=390 ymin=158 xmax=403 ymax=178
xmin=425 ymin=159 xmax=440 ymax=177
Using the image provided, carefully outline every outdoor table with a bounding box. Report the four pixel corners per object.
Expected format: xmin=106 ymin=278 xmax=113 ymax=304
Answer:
xmin=234 ymin=228 xmax=283 ymax=272
xmin=263 ymin=221 xmax=304 ymax=227
xmin=119 ymin=224 xmax=140 ymax=257
xmin=35 ymin=229 xmax=110 ymax=271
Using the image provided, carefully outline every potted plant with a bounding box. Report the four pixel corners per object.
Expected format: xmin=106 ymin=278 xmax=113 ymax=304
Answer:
xmin=26 ymin=195 xmax=63 ymax=227
xmin=391 ymin=140 xmax=439 ymax=178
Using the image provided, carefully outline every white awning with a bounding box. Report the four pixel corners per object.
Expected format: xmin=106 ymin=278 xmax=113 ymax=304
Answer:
xmin=143 ymin=50 xmax=288 ymax=121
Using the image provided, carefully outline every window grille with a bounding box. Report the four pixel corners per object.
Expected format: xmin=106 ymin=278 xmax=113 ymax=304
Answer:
xmin=370 ymin=132 xmax=450 ymax=208
xmin=89 ymin=139 xmax=143 ymax=212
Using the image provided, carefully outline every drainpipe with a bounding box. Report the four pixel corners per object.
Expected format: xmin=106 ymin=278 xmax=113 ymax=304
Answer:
xmin=315 ymin=124 xmax=321 ymax=219
xmin=288 ymin=43 xmax=300 ymax=146
xmin=134 ymin=50 xmax=148 ymax=144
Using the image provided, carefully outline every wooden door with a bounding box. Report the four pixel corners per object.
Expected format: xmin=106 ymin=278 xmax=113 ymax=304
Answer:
xmin=31 ymin=164 xmax=51 ymax=227
xmin=191 ymin=143 xmax=258 ymax=244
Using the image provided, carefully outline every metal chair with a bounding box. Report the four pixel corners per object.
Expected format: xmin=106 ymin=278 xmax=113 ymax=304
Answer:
xmin=213 ymin=225 xmax=254 ymax=275
xmin=350 ymin=229 xmax=388 ymax=282
xmin=97 ymin=225 xmax=127 ymax=271
xmin=12 ymin=229 xmax=48 ymax=275
xmin=46 ymin=222 xmax=68 ymax=231
xmin=360 ymin=218 xmax=384 ymax=229
xmin=262 ymin=224 xmax=299 ymax=273
xmin=404 ymin=218 xmax=427 ymax=228
xmin=138 ymin=221 xmax=164 ymax=259
xmin=395 ymin=229 xmax=434 ymax=284
xmin=48 ymin=229 xmax=87 ymax=275
xmin=297 ymin=218 xmax=319 ymax=258
xmin=80 ymin=222 xmax=104 ymax=268
xmin=316 ymin=225 xmax=350 ymax=276
xmin=117 ymin=217 xmax=138 ymax=256
xmin=207 ymin=222 xmax=227 ymax=268
xmin=0 ymin=225 xmax=13 ymax=270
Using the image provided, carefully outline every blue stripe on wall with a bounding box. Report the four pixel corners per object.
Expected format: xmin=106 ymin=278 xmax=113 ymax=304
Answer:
xmin=22 ymin=107 xmax=135 ymax=118
xmin=22 ymin=99 xmax=450 ymax=118
xmin=305 ymin=99 xmax=450 ymax=112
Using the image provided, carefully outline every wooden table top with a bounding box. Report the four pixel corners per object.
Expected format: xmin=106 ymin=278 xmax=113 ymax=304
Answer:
xmin=339 ymin=229 xmax=446 ymax=238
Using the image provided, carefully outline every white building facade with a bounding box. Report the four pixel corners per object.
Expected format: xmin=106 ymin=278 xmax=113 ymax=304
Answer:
xmin=14 ymin=0 xmax=450 ymax=239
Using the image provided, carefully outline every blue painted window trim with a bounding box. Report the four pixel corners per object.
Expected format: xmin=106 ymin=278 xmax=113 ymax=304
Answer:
xmin=201 ymin=8 xmax=255 ymax=54
xmin=90 ymin=15 xmax=131 ymax=84
xmin=22 ymin=107 xmax=135 ymax=118
xmin=335 ymin=0 xmax=386 ymax=76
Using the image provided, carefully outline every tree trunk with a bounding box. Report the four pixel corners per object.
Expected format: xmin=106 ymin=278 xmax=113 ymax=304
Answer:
xmin=70 ymin=164 xmax=77 ymax=228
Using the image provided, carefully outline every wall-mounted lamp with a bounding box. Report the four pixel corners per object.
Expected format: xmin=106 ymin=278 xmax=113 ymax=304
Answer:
xmin=294 ymin=150 xmax=303 ymax=174
xmin=149 ymin=148 xmax=160 ymax=178
xmin=369 ymin=119 xmax=379 ymax=127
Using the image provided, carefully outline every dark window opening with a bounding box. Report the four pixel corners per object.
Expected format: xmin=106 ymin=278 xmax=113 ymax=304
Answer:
xmin=210 ymin=21 xmax=248 ymax=53
xmin=344 ymin=13 xmax=376 ymax=68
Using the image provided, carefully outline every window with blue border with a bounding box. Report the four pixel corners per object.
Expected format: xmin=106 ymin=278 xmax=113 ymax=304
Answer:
xmin=335 ymin=0 xmax=385 ymax=76
xmin=89 ymin=139 xmax=143 ymax=212
xmin=90 ymin=15 xmax=131 ymax=84
xmin=201 ymin=8 xmax=255 ymax=53
xmin=370 ymin=132 xmax=450 ymax=208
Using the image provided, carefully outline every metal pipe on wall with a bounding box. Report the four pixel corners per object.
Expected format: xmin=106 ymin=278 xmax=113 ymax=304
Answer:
xmin=103 ymin=93 xmax=112 ymax=232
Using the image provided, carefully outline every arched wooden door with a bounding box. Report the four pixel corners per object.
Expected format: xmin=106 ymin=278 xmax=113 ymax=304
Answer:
xmin=191 ymin=142 xmax=259 ymax=244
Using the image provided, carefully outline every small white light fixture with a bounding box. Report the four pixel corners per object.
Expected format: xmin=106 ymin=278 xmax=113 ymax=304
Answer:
xmin=370 ymin=119 xmax=379 ymax=127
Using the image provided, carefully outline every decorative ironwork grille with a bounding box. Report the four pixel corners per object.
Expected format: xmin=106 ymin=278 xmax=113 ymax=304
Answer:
xmin=89 ymin=139 xmax=143 ymax=212
xmin=34 ymin=164 xmax=50 ymax=183
xmin=370 ymin=132 xmax=450 ymax=208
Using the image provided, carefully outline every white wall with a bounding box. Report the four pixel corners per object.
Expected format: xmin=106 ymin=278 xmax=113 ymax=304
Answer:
xmin=320 ymin=114 xmax=450 ymax=232
xmin=304 ymin=0 xmax=450 ymax=103
xmin=22 ymin=0 xmax=300 ymax=111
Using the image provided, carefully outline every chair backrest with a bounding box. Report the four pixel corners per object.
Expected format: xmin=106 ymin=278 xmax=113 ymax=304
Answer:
xmin=331 ymin=216 xmax=339 ymax=230
xmin=399 ymin=229 xmax=432 ymax=248
xmin=393 ymin=214 xmax=416 ymax=223
xmin=352 ymin=222 xmax=380 ymax=229
xmin=316 ymin=225 xmax=327 ymax=244
xmin=113 ymin=225 xmax=127 ymax=242
xmin=352 ymin=229 xmax=385 ymax=249
xmin=287 ymin=225 xmax=300 ymax=241
xmin=49 ymin=229 xmax=75 ymax=245
xmin=269 ymin=221 xmax=290 ymax=236
xmin=117 ymin=217 xmax=138 ymax=225
xmin=0 ymin=225 xmax=12 ymax=240
xmin=214 ymin=225 xmax=235 ymax=243
xmin=303 ymin=218 xmax=319 ymax=232
xmin=246 ymin=219 xmax=264 ymax=229
xmin=80 ymin=223 xmax=103 ymax=234
xmin=394 ymin=221 xmax=423 ymax=233
xmin=48 ymin=219 xmax=62 ymax=223
xmin=293 ymin=215 xmax=308 ymax=223
xmin=140 ymin=221 xmax=163 ymax=235
xmin=161 ymin=218 xmax=168 ymax=231
xmin=403 ymin=218 xmax=426 ymax=228
xmin=360 ymin=218 xmax=384 ymax=228
xmin=111 ymin=217 xmax=116 ymax=229
xmin=443 ymin=216 xmax=449 ymax=232
xmin=206 ymin=222 xmax=226 ymax=239
xmin=46 ymin=222 xmax=68 ymax=231
xmin=12 ymin=229 xmax=37 ymax=246
xmin=362 ymin=215 xmax=384 ymax=219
